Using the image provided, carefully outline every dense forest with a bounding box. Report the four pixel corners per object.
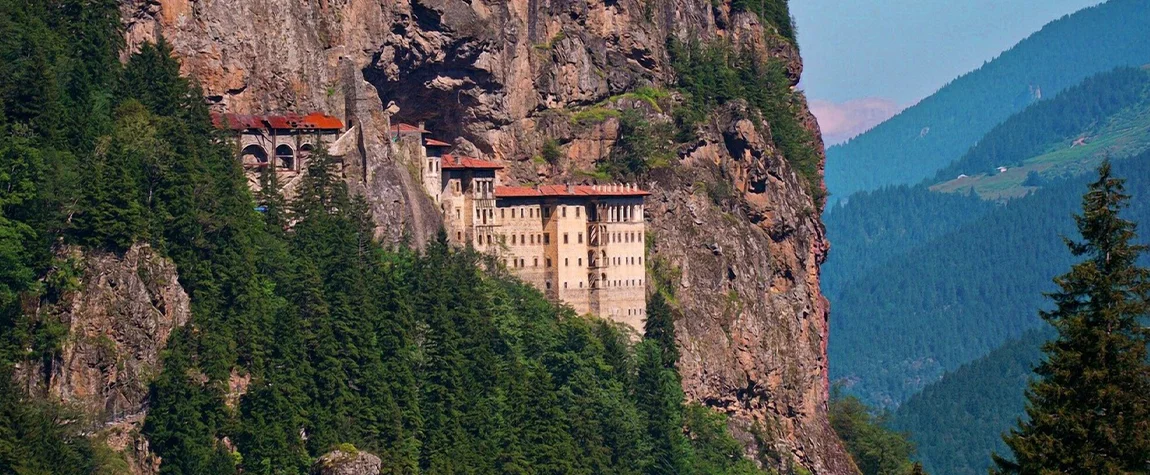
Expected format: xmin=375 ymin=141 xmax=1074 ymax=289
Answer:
xmin=891 ymin=329 xmax=1049 ymax=475
xmin=829 ymin=392 xmax=924 ymax=475
xmin=829 ymin=152 xmax=1150 ymax=407
xmin=822 ymin=187 xmax=994 ymax=300
xmin=0 ymin=1 xmax=783 ymax=473
xmin=824 ymin=0 xmax=1150 ymax=201
xmin=933 ymin=67 xmax=1150 ymax=181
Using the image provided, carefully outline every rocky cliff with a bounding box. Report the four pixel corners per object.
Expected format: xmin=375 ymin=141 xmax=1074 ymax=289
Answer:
xmin=118 ymin=0 xmax=852 ymax=472
xmin=17 ymin=244 xmax=190 ymax=474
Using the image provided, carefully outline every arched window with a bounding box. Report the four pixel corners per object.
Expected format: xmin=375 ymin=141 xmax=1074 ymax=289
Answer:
xmin=299 ymin=143 xmax=315 ymax=156
xmin=241 ymin=145 xmax=269 ymax=167
xmin=275 ymin=145 xmax=294 ymax=170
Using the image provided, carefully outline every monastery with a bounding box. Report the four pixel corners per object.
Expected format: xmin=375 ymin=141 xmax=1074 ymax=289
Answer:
xmin=215 ymin=113 xmax=649 ymax=329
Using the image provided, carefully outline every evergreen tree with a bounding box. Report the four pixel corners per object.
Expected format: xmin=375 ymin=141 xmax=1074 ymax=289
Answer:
xmin=992 ymin=161 xmax=1150 ymax=473
xmin=644 ymin=291 xmax=678 ymax=369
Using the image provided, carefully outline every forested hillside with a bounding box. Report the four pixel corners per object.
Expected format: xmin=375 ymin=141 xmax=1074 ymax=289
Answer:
xmin=0 ymin=2 xmax=777 ymax=473
xmin=829 ymin=152 xmax=1150 ymax=407
xmin=822 ymin=186 xmax=994 ymax=300
xmin=934 ymin=66 xmax=1150 ymax=182
xmin=891 ymin=329 xmax=1050 ymax=475
xmin=824 ymin=0 xmax=1150 ymax=201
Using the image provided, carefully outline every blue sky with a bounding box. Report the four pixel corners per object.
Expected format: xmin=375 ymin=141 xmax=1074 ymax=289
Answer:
xmin=791 ymin=0 xmax=1102 ymax=143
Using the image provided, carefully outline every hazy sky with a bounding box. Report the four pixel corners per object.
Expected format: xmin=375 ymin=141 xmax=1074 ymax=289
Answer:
xmin=791 ymin=0 xmax=1102 ymax=144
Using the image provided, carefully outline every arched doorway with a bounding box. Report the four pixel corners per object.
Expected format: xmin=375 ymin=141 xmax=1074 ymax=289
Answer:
xmin=241 ymin=145 xmax=268 ymax=167
xmin=275 ymin=145 xmax=294 ymax=170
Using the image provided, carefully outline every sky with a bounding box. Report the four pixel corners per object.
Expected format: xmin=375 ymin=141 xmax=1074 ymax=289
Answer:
xmin=790 ymin=0 xmax=1103 ymax=144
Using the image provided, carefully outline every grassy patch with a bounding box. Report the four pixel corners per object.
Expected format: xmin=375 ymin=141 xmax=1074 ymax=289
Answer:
xmin=533 ymin=30 xmax=566 ymax=50
xmin=609 ymin=86 xmax=673 ymax=113
xmin=570 ymin=106 xmax=621 ymax=126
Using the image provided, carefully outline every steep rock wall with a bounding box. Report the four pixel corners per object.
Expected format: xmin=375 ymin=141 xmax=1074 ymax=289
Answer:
xmin=17 ymin=244 xmax=190 ymax=475
xmin=118 ymin=0 xmax=852 ymax=472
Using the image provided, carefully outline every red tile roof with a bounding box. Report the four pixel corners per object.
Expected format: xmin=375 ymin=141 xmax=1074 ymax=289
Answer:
xmin=440 ymin=154 xmax=504 ymax=170
xmin=495 ymin=184 xmax=650 ymax=198
xmin=424 ymin=138 xmax=452 ymax=147
xmin=211 ymin=112 xmax=344 ymax=131
xmin=390 ymin=123 xmax=428 ymax=134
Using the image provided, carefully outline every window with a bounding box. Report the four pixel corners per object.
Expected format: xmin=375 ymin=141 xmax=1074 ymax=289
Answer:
xmin=520 ymin=234 xmax=525 ymax=244
xmin=543 ymin=207 xmax=550 ymax=218
xmin=456 ymin=209 xmax=461 ymax=219
xmin=512 ymin=235 xmax=517 ymax=245
xmin=530 ymin=235 xmax=535 ymax=245
xmin=578 ymin=233 xmax=583 ymax=244
xmin=457 ymin=231 xmax=462 ymax=241
xmin=546 ymin=258 xmax=552 ymax=267
xmin=501 ymin=209 xmax=505 ymax=219
xmin=546 ymin=281 xmax=552 ymax=289
xmin=563 ymin=233 xmax=569 ymax=244
xmin=544 ymin=233 xmax=551 ymax=244
xmin=562 ymin=207 xmax=567 ymax=218
xmin=565 ymin=258 xmax=569 ymax=267
xmin=564 ymin=282 xmax=568 ymax=289
xmin=534 ymin=257 xmax=538 ymax=267
xmin=579 ymin=282 xmax=583 ymax=288
xmin=519 ymin=258 xmax=524 ymax=267
xmin=577 ymin=258 xmax=582 ymax=266
xmin=576 ymin=207 xmax=581 ymax=218
xmin=638 ymin=257 xmax=642 ymax=265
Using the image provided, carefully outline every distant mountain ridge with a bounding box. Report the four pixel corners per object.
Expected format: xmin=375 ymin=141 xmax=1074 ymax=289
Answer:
xmin=829 ymin=150 xmax=1150 ymax=407
xmin=824 ymin=0 xmax=1150 ymax=201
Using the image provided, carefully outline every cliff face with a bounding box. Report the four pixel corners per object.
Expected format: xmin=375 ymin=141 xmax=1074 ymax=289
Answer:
xmin=118 ymin=0 xmax=852 ymax=472
xmin=18 ymin=244 xmax=190 ymax=475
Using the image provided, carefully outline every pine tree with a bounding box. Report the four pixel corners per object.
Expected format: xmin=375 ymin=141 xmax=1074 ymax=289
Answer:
xmin=644 ymin=291 xmax=678 ymax=369
xmin=992 ymin=161 xmax=1150 ymax=474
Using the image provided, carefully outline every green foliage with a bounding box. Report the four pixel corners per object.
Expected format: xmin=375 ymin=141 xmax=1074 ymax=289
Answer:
xmin=598 ymin=109 xmax=675 ymax=179
xmin=826 ymin=0 xmax=1150 ymax=200
xmin=541 ymin=138 xmax=562 ymax=166
xmin=729 ymin=0 xmax=796 ymax=43
xmin=829 ymin=390 xmax=922 ymax=475
xmin=570 ymin=106 xmax=620 ymax=126
xmin=891 ymin=329 xmax=1049 ymax=475
xmin=992 ymin=162 xmax=1150 ymax=474
xmin=668 ymin=38 xmax=823 ymax=204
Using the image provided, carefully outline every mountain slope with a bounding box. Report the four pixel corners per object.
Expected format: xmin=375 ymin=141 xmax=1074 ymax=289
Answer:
xmin=891 ymin=329 xmax=1049 ymax=475
xmin=930 ymin=66 xmax=1150 ymax=199
xmin=830 ymin=151 xmax=1150 ymax=407
xmin=824 ymin=0 xmax=1150 ymax=200
xmin=822 ymin=186 xmax=994 ymax=300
